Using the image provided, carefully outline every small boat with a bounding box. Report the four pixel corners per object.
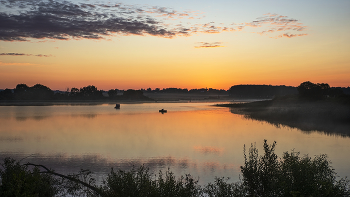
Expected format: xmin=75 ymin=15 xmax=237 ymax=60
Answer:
xmin=114 ymin=104 xmax=120 ymax=109
xmin=159 ymin=109 xmax=167 ymax=113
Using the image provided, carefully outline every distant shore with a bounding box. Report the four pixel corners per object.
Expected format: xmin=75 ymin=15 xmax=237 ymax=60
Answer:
xmin=0 ymin=100 xmax=153 ymax=106
xmin=0 ymin=93 xmax=233 ymax=106
xmin=217 ymin=95 xmax=350 ymax=137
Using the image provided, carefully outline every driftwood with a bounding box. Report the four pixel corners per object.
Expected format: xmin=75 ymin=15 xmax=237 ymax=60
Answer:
xmin=24 ymin=162 xmax=104 ymax=196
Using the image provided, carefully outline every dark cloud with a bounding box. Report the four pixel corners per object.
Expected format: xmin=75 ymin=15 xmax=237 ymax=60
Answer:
xmin=0 ymin=1 xmax=308 ymax=42
xmin=0 ymin=53 xmax=53 ymax=57
xmin=195 ymin=42 xmax=224 ymax=48
xmin=0 ymin=0 xmax=186 ymax=41
xmin=0 ymin=53 xmax=25 ymax=56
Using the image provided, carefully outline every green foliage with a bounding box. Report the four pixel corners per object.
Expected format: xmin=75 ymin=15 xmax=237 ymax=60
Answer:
xmin=103 ymin=166 xmax=201 ymax=197
xmin=241 ymin=140 xmax=280 ymax=196
xmin=203 ymin=177 xmax=247 ymax=197
xmin=241 ymin=140 xmax=350 ymax=197
xmin=1 ymin=141 xmax=349 ymax=197
xmin=0 ymin=158 xmax=59 ymax=197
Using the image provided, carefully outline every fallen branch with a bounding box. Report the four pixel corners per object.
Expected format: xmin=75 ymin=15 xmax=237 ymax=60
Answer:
xmin=24 ymin=162 xmax=104 ymax=196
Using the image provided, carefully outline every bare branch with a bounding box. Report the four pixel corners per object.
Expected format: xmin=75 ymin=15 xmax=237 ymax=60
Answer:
xmin=24 ymin=162 xmax=104 ymax=196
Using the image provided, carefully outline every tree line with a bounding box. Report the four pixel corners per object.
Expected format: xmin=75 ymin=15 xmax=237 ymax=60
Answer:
xmin=229 ymin=82 xmax=349 ymax=99
xmin=297 ymin=81 xmax=345 ymax=100
xmin=0 ymin=84 xmax=149 ymax=101
xmin=1 ymin=82 xmax=349 ymax=101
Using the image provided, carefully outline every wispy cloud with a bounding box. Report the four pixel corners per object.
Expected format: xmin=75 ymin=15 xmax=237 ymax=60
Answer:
xmin=0 ymin=53 xmax=53 ymax=57
xmin=245 ymin=13 xmax=308 ymax=38
xmin=0 ymin=1 xmax=308 ymax=41
xmin=195 ymin=42 xmax=225 ymax=48
xmin=279 ymin=33 xmax=308 ymax=38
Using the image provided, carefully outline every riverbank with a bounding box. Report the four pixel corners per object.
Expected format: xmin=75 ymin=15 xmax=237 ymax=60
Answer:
xmin=0 ymin=100 xmax=157 ymax=106
xmin=217 ymin=95 xmax=350 ymax=137
xmin=0 ymin=93 xmax=232 ymax=106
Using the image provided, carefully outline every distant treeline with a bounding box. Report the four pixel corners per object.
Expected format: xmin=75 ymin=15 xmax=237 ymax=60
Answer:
xmin=0 ymin=84 xmax=150 ymax=101
xmin=0 ymin=82 xmax=349 ymax=100
xmin=0 ymin=85 xmax=229 ymax=101
xmin=229 ymin=85 xmax=298 ymax=99
xmin=229 ymin=83 xmax=350 ymax=99
xmin=142 ymin=87 xmax=227 ymax=94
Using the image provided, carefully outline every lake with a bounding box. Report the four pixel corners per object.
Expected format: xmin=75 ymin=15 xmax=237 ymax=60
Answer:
xmin=0 ymin=102 xmax=349 ymax=185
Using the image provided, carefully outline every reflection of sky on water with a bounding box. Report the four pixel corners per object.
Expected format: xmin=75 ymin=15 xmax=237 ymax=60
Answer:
xmin=1 ymin=103 xmax=350 ymax=185
xmin=0 ymin=153 xmax=239 ymax=184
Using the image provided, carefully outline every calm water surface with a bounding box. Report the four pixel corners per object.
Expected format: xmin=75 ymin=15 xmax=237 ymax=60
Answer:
xmin=1 ymin=102 xmax=349 ymax=184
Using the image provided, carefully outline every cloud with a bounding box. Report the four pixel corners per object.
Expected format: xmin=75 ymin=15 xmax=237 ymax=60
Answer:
xmin=280 ymin=33 xmax=308 ymax=38
xmin=195 ymin=42 xmax=225 ymax=48
xmin=0 ymin=53 xmax=25 ymax=56
xmin=244 ymin=13 xmax=308 ymax=38
xmin=0 ymin=1 xmax=308 ymax=41
xmin=0 ymin=53 xmax=53 ymax=57
xmin=0 ymin=0 xmax=198 ymax=41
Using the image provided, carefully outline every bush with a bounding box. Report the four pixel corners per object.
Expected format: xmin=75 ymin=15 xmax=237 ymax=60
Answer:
xmin=1 ymin=141 xmax=349 ymax=196
xmin=203 ymin=177 xmax=247 ymax=197
xmin=241 ymin=140 xmax=350 ymax=197
xmin=103 ymin=166 xmax=201 ymax=197
xmin=0 ymin=158 xmax=59 ymax=197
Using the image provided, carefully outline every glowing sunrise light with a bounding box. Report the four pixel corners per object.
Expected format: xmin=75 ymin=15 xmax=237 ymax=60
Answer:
xmin=0 ymin=0 xmax=349 ymax=90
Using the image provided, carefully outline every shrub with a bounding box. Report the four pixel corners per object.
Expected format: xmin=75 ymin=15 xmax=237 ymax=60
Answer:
xmin=0 ymin=158 xmax=59 ymax=197
xmin=1 ymin=141 xmax=349 ymax=197
xmin=103 ymin=166 xmax=201 ymax=197
xmin=241 ymin=140 xmax=350 ymax=197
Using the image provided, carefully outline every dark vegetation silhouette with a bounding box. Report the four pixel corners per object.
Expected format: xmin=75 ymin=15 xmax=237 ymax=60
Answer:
xmin=229 ymin=85 xmax=298 ymax=99
xmin=0 ymin=84 xmax=151 ymax=101
xmin=220 ymin=81 xmax=350 ymax=137
xmin=1 ymin=140 xmax=349 ymax=196
xmin=13 ymin=84 xmax=54 ymax=100
xmin=298 ymin=81 xmax=344 ymax=100
xmin=1 ymin=82 xmax=349 ymax=101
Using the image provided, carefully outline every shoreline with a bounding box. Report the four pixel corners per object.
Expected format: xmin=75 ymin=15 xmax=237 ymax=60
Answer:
xmin=216 ymin=96 xmax=350 ymax=137
xmin=0 ymin=98 xmax=234 ymax=106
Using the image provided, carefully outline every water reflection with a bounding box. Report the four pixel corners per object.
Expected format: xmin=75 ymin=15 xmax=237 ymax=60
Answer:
xmin=193 ymin=146 xmax=224 ymax=155
xmin=229 ymin=108 xmax=350 ymax=138
xmin=0 ymin=103 xmax=350 ymax=185
xmin=0 ymin=136 xmax=23 ymax=141
xmin=0 ymin=153 xmax=237 ymax=184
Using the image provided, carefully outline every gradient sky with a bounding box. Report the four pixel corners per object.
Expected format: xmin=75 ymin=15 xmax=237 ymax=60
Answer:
xmin=0 ymin=0 xmax=349 ymax=90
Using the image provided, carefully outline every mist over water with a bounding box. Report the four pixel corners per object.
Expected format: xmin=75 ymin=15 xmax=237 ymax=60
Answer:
xmin=1 ymin=103 xmax=349 ymax=185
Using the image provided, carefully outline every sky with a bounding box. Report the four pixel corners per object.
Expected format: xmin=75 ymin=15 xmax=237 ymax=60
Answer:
xmin=0 ymin=0 xmax=349 ymax=91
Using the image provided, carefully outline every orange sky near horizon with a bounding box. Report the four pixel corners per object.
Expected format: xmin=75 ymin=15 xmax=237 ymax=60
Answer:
xmin=0 ymin=0 xmax=349 ymax=91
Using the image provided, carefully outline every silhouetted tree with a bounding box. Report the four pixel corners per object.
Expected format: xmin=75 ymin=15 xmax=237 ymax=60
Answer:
xmin=229 ymin=85 xmax=297 ymax=98
xmin=31 ymin=84 xmax=54 ymax=100
xmin=123 ymin=89 xmax=145 ymax=99
xmin=69 ymin=87 xmax=80 ymax=98
xmin=79 ymin=85 xmax=103 ymax=99
xmin=0 ymin=89 xmax=14 ymax=100
xmin=14 ymin=84 xmax=29 ymax=100
xmin=297 ymin=81 xmax=330 ymax=99
xmin=108 ymin=89 xmax=118 ymax=98
xmin=12 ymin=83 xmax=53 ymax=100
